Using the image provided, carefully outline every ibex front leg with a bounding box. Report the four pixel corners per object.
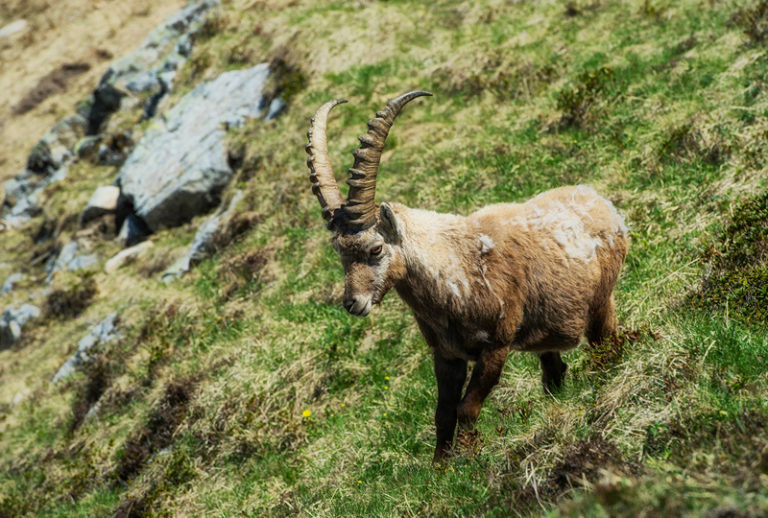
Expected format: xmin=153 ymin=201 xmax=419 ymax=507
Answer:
xmin=432 ymin=351 xmax=467 ymax=461
xmin=457 ymin=345 xmax=510 ymax=430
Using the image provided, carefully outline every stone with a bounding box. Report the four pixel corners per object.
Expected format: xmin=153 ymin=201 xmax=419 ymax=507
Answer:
xmin=105 ymin=241 xmax=154 ymax=273
xmin=27 ymin=115 xmax=88 ymax=174
xmin=74 ymin=135 xmax=102 ymax=160
xmin=1 ymin=273 xmax=25 ymax=295
xmin=84 ymin=81 xmax=126 ymax=135
xmin=117 ymin=214 xmax=151 ymax=247
xmin=118 ymin=66 xmax=269 ymax=232
xmin=266 ymin=97 xmax=286 ymax=121
xmin=52 ymin=311 xmax=120 ymax=383
xmin=0 ymin=20 xmax=28 ymax=39
xmin=2 ymin=114 xmax=85 ymax=223
xmin=81 ymin=186 xmax=121 ymax=225
xmin=161 ymin=190 xmax=244 ymax=281
xmin=0 ymin=304 xmax=41 ymax=349
xmin=46 ymin=241 xmax=100 ymax=281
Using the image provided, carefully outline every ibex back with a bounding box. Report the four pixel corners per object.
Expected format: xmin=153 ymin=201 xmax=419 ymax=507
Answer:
xmin=305 ymin=91 xmax=628 ymax=461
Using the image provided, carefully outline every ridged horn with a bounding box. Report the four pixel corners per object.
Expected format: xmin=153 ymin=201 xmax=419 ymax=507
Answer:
xmin=306 ymin=98 xmax=347 ymax=223
xmin=344 ymin=90 xmax=432 ymax=230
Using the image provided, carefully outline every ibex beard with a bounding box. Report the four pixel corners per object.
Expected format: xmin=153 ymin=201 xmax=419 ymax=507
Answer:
xmin=306 ymin=91 xmax=628 ymax=461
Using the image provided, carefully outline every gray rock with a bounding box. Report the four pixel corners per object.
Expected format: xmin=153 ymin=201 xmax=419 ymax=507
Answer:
xmin=107 ymin=0 xmax=219 ymax=95
xmin=74 ymin=135 xmax=102 ymax=160
xmin=1 ymin=273 xmax=25 ymax=295
xmin=46 ymin=241 xmax=99 ymax=281
xmin=2 ymin=113 xmax=84 ymax=223
xmin=3 ymin=166 xmax=68 ymax=227
xmin=118 ymin=66 xmax=269 ymax=232
xmin=266 ymin=97 xmax=286 ymax=121
xmin=0 ymin=19 xmax=28 ymax=39
xmin=81 ymin=186 xmax=121 ymax=225
xmin=117 ymin=214 xmax=151 ymax=247
xmin=3 ymin=1 xmax=219 ymax=229
xmin=161 ymin=189 xmax=244 ymax=281
xmin=0 ymin=304 xmax=41 ymax=349
xmin=52 ymin=311 xmax=120 ymax=383
xmin=28 ymin=115 xmax=88 ymax=174
xmin=105 ymin=241 xmax=154 ymax=273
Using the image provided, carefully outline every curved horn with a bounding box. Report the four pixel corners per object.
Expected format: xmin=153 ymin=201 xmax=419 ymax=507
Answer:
xmin=344 ymin=90 xmax=432 ymax=230
xmin=306 ymin=99 xmax=347 ymax=223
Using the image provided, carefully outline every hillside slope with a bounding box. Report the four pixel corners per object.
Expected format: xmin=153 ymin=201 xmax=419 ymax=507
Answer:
xmin=1 ymin=0 xmax=767 ymax=516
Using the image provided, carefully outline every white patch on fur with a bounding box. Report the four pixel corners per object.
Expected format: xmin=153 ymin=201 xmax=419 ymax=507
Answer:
xmin=478 ymin=234 xmax=495 ymax=254
xmin=401 ymin=207 xmax=471 ymax=302
xmin=474 ymin=330 xmax=490 ymax=343
xmin=518 ymin=186 xmax=621 ymax=263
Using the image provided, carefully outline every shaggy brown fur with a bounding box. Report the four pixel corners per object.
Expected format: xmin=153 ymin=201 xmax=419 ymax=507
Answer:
xmin=306 ymin=93 xmax=629 ymax=460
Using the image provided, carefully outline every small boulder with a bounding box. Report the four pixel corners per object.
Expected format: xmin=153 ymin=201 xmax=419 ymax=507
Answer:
xmin=0 ymin=20 xmax=28 ymax=39
xmin=52 ymin=311 xmax=120 ymax=383
xmin=1 ymin=273 xmax=25 ymax=295
xmin=117 ymin=214 xmax=151 ymax=247
xmin=161 ymin=190 xmax=244 ymax=281
xmin=105 ymin=241 xmax=154 ymax=274
xmin=81 ymin=186 xmax=121 ymax=225
xmin=46 ymin=241 xmax=99 ymax=281
xmin=0 ymin=304 xmax=41 ymax=349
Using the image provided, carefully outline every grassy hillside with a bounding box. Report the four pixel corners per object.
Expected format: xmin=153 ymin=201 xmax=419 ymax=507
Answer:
xmin=1 ymin=0 xmax=767 ymax=516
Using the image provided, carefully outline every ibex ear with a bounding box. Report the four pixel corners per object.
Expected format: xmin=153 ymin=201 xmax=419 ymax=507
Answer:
xmin=379 ymin=203 xmax=402 ymax=243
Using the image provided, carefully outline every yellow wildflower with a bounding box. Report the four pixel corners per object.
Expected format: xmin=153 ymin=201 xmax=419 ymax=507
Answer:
xmin=302 ymin=409 xmax=311 ymax=418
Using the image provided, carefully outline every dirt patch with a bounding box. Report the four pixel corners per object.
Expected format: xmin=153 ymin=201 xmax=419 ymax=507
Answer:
xmin=547 ymin=439 xmax=636 ymax=494
xmin=689 ymin=192 xmax=768 ymax=324
xmin=44 ymin=275 xmax=98 ymax=320
xmin=68 ymin=355 xmax=111 ymax=434
xmin=114 ymin=378 xmax=196 ymax=483
xmin=732 ymin=1 xmax=768 ymax=44
xmin=498 ymin=437 xmax=639 ymax=513
xmin=11 ymin=62 xmax=91 ymax=115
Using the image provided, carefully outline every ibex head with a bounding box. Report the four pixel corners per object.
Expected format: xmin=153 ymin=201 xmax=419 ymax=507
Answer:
xmin=306 ymin=91 xmax=432 ymax=316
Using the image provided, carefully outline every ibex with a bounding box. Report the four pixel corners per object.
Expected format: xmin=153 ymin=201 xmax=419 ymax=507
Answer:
xmin=305 ymin=91 xmax=628 ymax=460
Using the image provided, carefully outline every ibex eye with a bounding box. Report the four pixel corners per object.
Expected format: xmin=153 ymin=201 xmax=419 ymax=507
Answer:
xmin=370 ymin=245 xmax=383 ymax=256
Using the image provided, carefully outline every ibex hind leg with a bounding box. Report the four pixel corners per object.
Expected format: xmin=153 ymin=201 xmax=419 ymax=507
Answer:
xmin=587 ymin=294 xmax=618 ymax=345
xmin=538 ymin=352 xmax=568 ymax=393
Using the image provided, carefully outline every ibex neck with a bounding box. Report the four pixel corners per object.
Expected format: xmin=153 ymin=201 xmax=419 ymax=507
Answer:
xmin=392 ymin=205 xmax=479 ymax=310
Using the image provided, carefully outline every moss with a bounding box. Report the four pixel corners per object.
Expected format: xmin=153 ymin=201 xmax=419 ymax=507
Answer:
xmin=691 ymin=192 xmax=768 ymax=324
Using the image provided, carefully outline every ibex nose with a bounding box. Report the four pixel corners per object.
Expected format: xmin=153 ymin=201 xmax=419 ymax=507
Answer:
xmin=343 ymin=299 xmax=355 ymax=312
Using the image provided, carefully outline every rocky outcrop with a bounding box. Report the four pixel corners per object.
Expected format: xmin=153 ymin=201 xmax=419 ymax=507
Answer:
xmin=52 ymin=311 xmax=120 ymax=383
xmin=161 ymin=190 xmax=243 ymax=281
xmin=108 ymin=0 xmax=219 ymax=105
xmin=0 ymin=305 xmax=40 ymax=349
xmin=1 ymin=0 xmax=219 ymax=229
xmin=1 ymin=112 xmax=86 ymax=226
xmin=117 ymin=66 xmax=269 ymax=232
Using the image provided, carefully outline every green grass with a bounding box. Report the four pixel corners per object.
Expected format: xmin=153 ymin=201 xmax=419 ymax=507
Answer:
xmin=1 ymin=0 xmax=768 ymax=516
